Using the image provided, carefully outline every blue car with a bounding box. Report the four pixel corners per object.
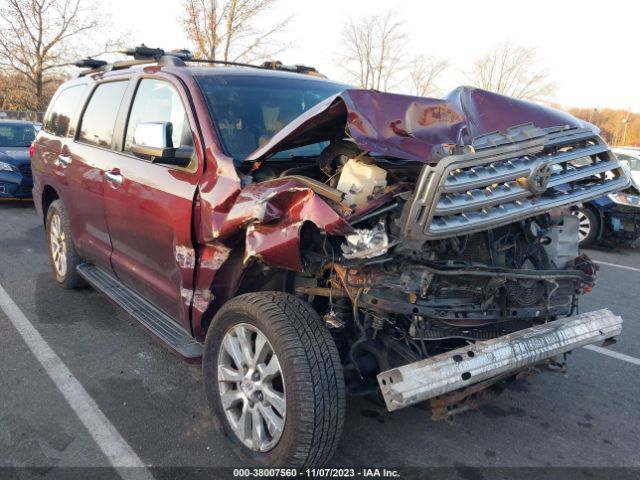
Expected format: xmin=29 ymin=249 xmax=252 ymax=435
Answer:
xmin=573 ymin=163 xmax=640 ymax=247
xmin=0 ymin=120 xmax=37 ymax=199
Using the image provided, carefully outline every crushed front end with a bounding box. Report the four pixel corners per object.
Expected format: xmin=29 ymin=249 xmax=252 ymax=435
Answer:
xmin=289 ymin=123 xmax=627 ymax=416
xmin=211 ymin=86 xmax=629 ymax=417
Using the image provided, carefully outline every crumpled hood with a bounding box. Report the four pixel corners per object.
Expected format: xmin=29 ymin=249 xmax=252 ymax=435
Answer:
xmin=246 ymin=86 xmax=591 ymax=164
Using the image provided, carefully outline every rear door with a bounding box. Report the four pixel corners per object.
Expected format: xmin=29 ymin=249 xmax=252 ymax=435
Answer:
xmin=64 ymin=80 xmax=130 ymax=271
xmin=102 ymin=76 xmax=202 ymax=329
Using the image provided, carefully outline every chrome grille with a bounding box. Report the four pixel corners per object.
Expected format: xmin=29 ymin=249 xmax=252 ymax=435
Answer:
xmin=400 ymin=124 xmax=630 ymax=243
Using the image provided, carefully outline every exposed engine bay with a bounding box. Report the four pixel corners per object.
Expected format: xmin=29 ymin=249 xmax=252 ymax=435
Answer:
xmin=237 ymin=123 xmax=620 ymax=408
xmin=215 ymin=82 xmax=629 ymax=416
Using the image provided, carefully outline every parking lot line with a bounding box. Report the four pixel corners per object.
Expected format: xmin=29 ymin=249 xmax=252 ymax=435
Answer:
xmin=595 ymin=259 xmax=640 ymax=274
xmin=584 ymin=344 xmax=640 ymax=366
xmin=0 ymin=282 xmax=154 ymax=480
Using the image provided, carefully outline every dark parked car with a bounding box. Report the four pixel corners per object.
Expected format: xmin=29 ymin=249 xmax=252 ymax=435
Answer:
xmin=573 ymin=154 xmax=640 ymax=247
xmin=31 ymin=47 xmax=626 ymax=467
xmin=0 ymin=120 xmax=37 ymax=198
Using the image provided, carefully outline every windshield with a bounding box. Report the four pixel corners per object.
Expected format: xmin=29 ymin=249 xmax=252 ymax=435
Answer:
xmin=195 ymin=74 xmax=346 ymax=163
xmin=0 ymin=124 xmax=36 ymax=147
xmin=616 ymin=153 xmax=640 ymax=171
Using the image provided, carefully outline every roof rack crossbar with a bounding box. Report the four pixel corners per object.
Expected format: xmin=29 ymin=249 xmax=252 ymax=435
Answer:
xmin=74 ymin=45 xmax=321 ymax=77
xmin=186 ymin=58 xmax=264 ymax=70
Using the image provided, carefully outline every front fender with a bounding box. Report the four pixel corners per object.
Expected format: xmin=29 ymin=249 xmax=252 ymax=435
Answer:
xmin=217 ymin=178 xmax=352 ymax=271
xmin=192 ymin=176 xmax=352 ymax=338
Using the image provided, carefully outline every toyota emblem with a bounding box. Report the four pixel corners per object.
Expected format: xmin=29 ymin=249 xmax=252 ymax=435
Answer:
xmin=527 ymin=162 xmax=552 ymax=195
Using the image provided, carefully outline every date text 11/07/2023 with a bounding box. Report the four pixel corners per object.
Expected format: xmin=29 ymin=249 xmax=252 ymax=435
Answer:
xmin=232 ymin=468 xmax=401 ymax=478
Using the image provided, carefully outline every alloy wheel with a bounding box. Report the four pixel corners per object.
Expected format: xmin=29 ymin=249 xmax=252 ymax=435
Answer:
xmin=49 ymin=213 xmax=67 ymax=276
xmin=217 ymin=323 xmax=286 ymax=452
xmin=574 ymin=210 xmax=591 ymax=243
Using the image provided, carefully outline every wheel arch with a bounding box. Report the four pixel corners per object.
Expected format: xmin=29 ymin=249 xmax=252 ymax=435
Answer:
xmin=41 ymin=185 xmax=60 ymax=225
xmin=585 ymin=202 xmax=605 ymax=241
xmin=197 ymin=245 xmax=294 ymax=338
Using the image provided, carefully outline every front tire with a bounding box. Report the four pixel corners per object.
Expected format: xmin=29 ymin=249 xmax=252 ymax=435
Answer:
xmin=203 ymin=292 xmax=346 ymax=467
xmin=46 ymin=200 xmax=84 ymax=288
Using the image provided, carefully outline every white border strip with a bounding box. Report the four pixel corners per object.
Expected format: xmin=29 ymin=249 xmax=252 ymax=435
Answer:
xmin=0 ymin=283 xmax=154 ymax=480
xmin=585 ymin=345 xmax=640 ymax=366
xmin=595 ymin=260 xmax=640 ymax=274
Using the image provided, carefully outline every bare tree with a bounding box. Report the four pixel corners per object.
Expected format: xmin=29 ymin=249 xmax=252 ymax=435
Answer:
xmin=467 ymin=42 xmax=556 ymax=101
xmin=0 ymin=72 xmax=32 ymax=111
xmin=340 ymin=11 xmax=408 ymax=91
xmin=409 ymin=55 xmax=449 ymax=97
xmin=0 ymin=0 xmax=102 ymax=113
xmin=181 ymin=0 xmax=290 ymax=62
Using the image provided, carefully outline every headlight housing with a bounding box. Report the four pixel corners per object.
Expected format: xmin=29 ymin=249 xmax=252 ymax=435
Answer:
xmin=607 ymin=192 xmax=640 ymax=207
xmin=0 ymin=160 xmax=17 ymax=172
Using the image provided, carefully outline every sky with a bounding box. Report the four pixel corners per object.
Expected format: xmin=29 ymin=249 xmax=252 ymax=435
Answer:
xmin=105 ymin=0 xmax=639 ymax=112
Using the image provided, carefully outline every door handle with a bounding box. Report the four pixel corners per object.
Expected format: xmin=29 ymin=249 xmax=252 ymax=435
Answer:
xmin=105 ymin=169 xmax=124 ymax=186
xmin=58 ymin=154 xmax=72 ymax=167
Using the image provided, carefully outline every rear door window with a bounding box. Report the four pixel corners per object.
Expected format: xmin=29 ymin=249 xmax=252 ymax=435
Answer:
xmin=78 ymin=81 xmax=128 ymax=149
xmin=124 ymin=79 xmax=192 ymax=153
xmin=43 ymin=85 xmax=87 ymax=137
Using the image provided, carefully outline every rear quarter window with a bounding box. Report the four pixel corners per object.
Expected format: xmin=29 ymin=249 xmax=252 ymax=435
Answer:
xmin=43 ymin=85 xmax=87 ymax=137
xmin=78 ymin=81 xmax=128 ymax=149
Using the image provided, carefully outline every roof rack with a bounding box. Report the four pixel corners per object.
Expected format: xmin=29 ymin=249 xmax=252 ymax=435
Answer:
xmin=260 ymin=60 xmax=319 ymax=75
xmin=75 ymin=45 xmax=323 ymax=78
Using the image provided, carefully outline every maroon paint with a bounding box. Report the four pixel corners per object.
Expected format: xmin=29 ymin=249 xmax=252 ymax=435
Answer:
xmin=246 ymin=87 xmax=590 ymax=164
xmin=31 ymin=79 xmax=115 ymax=272
xmin=239 ymin=183 xmax=352 ymax=269
xmin=100 ymin=71 xmax=206 ymax=330
xmin=33 ymin=65 xmax=595 ymax=339
xmin=190 ymin=241 xmax=231 ymax=338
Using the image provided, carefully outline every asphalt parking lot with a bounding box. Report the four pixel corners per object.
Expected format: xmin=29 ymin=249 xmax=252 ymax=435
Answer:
xmin=1 ymin=201 xmax=639 ymax=479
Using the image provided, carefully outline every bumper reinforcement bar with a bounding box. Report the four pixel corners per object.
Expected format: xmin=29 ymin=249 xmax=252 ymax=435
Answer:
xmin=377 ymin=309 xmax=622 ymax=411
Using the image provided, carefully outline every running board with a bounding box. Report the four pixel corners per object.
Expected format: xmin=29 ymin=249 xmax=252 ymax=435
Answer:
xmin=77 ymin=264 xmax=203 ymax=361
xmin=377 ymin=309 xmax=622 ymax=411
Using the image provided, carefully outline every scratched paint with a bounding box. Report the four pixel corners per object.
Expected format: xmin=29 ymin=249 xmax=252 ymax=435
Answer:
xmin=193 ymin=289 xmax=214 ymax=313
xmin=200 ymin=244 xmax=231 ymax=270
xmin=174 ymin=245 xmax=196 ymax=269
xmin=180 ymin=287 xmax=194 ymax=307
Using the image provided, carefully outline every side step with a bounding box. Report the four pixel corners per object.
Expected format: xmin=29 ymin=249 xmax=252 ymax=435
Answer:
xmin=77 ymin=264 xmax=203 ymax=361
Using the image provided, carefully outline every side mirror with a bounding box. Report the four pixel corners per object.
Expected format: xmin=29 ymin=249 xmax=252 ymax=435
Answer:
xmin=130 ymin=122 xmax=193 ymax=167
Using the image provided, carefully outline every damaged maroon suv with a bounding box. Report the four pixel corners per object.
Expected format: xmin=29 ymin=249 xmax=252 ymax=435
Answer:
xmin=32 ymin=47 xmax=626 ymax=467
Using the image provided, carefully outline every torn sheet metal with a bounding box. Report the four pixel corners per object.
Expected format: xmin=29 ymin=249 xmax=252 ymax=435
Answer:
xmin=377 ymin=309 xmax=622 ymax=411
xmin=245 ymin=86 xmax=592 ymax=164
xmin=240 ymin=183 xmax=352 ymax=271
xmin=201 ymin=177 xmax=351 ymax=272
xmin=175 ymin=245 xmax=196 ymax=269
xmin=217 ymin=178 xmax=351 ymax=240
xmin=180 ymin=287 xmax=194 ymax=307
xmin=190 ymin=242 xmax=232 ymax=338
xmin=193 ymin=173 xmax=354 ymax=326
xmin=193 ymin=288 xmax=214 ymax=313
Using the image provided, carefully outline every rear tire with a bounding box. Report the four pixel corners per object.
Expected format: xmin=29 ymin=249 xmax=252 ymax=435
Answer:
xmin=574 ymin=207 xmax=600 ymax=248
xmin=203 ymin=292 xmax=345 ymax=467
xmin=46 ymin=200 xmax=84 ymax=289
